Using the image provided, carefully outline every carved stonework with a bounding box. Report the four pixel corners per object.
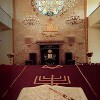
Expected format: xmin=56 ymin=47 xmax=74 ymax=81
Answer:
xmin=37 ymin=40 xmax=64 ymax=45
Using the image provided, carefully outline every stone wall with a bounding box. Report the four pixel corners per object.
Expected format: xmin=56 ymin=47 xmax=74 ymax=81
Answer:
xmin=13 ymin=0 xmax=87 ymax=64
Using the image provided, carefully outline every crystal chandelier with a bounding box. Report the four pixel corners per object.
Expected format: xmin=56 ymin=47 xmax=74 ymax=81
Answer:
xmin=60 ymin=0 xmax=77 ymax=15
xmin=22 ymin=15 xmax=40 ymax=26
xmin=65 ymin=13 xmax=84 ymax=25
xmin=31 ymin=0 xmax=77 ymax=16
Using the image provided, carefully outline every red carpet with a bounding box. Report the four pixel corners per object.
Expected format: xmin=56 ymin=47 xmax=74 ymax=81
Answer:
xmin=0 ymin=64 xmax=100 ymax=100
xmin=78 ymin=64 xmax=100 ymax=99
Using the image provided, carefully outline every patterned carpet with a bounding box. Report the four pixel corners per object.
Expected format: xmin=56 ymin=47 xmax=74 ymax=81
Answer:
xmin=0 ymin=64 xmax=100 ymax=100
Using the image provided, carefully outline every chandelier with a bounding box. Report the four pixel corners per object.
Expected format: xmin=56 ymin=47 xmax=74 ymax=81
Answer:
xmin=60 ymin=0 xmax=77 ymax=15
xmin=65 ymin=13 xmax=84 ymax=25
xmin=31 ymin=0 xmax=77 ymax=16
xmin=22 ymin=15 xmax=40 ymax=26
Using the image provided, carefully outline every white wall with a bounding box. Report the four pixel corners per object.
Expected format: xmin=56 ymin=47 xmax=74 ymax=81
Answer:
xmin=0 ymin=30 xmax=13 ymax=65
xmin=87 ymin=0 xmax=100 ymax=16
xmin=0 ymin=0 xmax=13 ymax=28
xmin=0 ymin=0 xmax=13 ymax=18
xmin=88 ymin=6 xmax=100 ymax=27
xmin=88 ymin=28 xmax=100 ymax=63
xmin=0 ymin=8 xmax=12 ymax=28
xmin=87 ymin=1 xmax=100 ymax=63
